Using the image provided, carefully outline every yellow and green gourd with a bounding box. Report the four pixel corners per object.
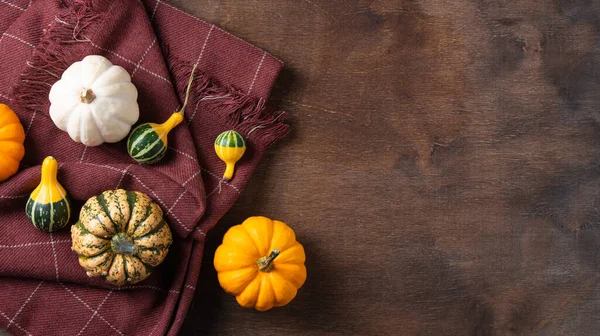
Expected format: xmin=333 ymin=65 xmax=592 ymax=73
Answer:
xmin=214 ymin=130 xmax=246 ymax=181
xmin=127 ymin=65 xmax=197 ymax=164
xmin=26 ymin=156 xmax=71 ymax=232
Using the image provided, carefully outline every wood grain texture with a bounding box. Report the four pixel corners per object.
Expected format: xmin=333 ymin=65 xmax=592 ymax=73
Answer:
xmin=177 ymin=0 xmax=600 ymax=335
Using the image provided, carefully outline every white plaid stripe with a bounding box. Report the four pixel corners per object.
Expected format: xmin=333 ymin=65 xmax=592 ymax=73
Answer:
xmin=78 ymin=145 xmax=88 ymax=163
xmin=49 ymin=233 xmax=59 ymax=281
xmin=205 ymin=184 xmax=220 ymax=198
xmin=148 ymin=321 xmax=160 ymax=336
xmin=60 ymin=284 xmax=125 ymax=336
xmin=150 ymin=0 xmax=161 ymax=21
xmin=5 ymin=281 xmax=43 ymax=331
xmin=0 ymin=240 xmax=70 ymax=248
xmin=0 ymin=0 xmax=26 ymax=11
xmin=81 ymin=162 xmax=192 ymax=232
xmin=24 ymin=110 xmax=37 ymax=135
xmin=0 ymin=194 xmax=27 ymax=199
xmin=167 ymin=170 xmax=202 ymax=213
xmin=169 ymin=147 xmax=197 ymax=161
xmin=247 ymin=51 xmax=266 ymax=95
xmin=184 ymin=285 xmax=195 ymax=290
xmin=201 ymin=168 xmax=241 ymax=194
xmin=76 ymin=289 xmax=113 ymax=336
xmin=2 ymin=33 xmax=35 ymax=48
xmin=0 ymin=310 xmax=31 ymax=336
xmin=194 ymin=24 xmax=215 ymax=66
xmin=116 ymin=285 xmax=179 ymax=294
xmin=131 ymin=37 xmax=157 ymax=78
xmin=88 ymin=41 xmax=171 ymax=84
xmin=160 ymin=1 xmax=283 ymax=65
xmin=115 ymin=163 xmax=133 ymax=189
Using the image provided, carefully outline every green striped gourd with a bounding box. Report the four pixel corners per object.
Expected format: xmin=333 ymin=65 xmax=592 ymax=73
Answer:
xmin=26 ymin=156 xmax=71 ymax=232
xmin=214 ymin=130 xmax=246 ymax=181
xmin=71 ymin=189 xmax=173 ymax=286
xmin=127 ymin=64 xmax=197 ymax=164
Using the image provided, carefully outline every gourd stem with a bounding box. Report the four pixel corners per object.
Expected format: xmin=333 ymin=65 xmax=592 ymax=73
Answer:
xmin=257 ymin=248 xmax=280 ymax=272
xmin=178 ymin=64 xmax=197 ymax=115
xmin=111 ymin=233 xmax=137 ymax=255
xmin=41 ymin=156 xmax=58 ymax=185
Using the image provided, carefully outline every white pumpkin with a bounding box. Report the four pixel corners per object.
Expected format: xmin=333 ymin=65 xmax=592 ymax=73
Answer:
xmin=49 ymin=55 xmax=139 ymax=147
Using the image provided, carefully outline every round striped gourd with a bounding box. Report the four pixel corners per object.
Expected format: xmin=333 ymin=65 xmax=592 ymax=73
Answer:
xmin=126 ymin=64 xmax=197 ymax=164
xmin=25 ymin=156 xmax=71 ymax=232
xmin=71 ymin=189 xmax=173 ymax=286
xmin=127 ymin=112 xmax=182 ymax=164
xmin=214 ymin=130 xmax=246 ymax=181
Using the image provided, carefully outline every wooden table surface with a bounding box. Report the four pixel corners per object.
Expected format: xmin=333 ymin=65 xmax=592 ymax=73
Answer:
xmin=177 ymin=0 xmax=600 ymax=335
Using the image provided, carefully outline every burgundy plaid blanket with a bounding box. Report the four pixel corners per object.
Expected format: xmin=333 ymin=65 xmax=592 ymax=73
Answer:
xmin=0 ymin=0 xmax=288 ymax=334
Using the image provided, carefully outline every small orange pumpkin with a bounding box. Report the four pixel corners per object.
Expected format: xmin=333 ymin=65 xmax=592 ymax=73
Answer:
xmin=214 ymin=216 xmax=307 ymax=311
xmin=0 ymin=104 xmax=25 ymax=182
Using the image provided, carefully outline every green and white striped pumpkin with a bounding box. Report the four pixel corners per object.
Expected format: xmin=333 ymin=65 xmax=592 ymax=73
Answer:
xmin=25 ymin=156 xmax=71 ymax=232
xmin=71 ymin=189 xmax=173 ymax=286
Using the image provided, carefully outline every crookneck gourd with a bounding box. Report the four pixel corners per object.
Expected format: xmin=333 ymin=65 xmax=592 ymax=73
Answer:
xmin=0 ymin=103 xmax=25 ymax=182
xmin=127 ymin=64 xmax=197 ymax=164
xmin=214 ymin=216 xmax=307 ymax=311
xmin=26 ymin=156 xmax=71 ymax=232
xmin=71 ymin=189 xmax=173 ymax=286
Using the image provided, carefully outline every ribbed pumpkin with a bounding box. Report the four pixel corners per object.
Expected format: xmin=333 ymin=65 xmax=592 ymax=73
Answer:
xmin=71 ymin=189 xmax=173 ymax=286
xmin=26 ymin=156 xmax=71 ymax=232
xmin=214 ymin=130 xmax=246 ymax=181
xmin=214 ymin=216 xmax=307 ymax=311
xmin=0 ymin=103 xmax=25 ymax=182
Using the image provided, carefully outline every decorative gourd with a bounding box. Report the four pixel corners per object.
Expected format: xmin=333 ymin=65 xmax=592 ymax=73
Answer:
xmin=214 ymin=130 xmax=246 ymax=181
xmin=49 ymin=55 xmax=139 ymax=147
xmin=0 ymin=104 xmax=25 ymax=182
xmin=26 ymin=156 xmax=71 ymax=232
xmin=127 ymin=64 xmax=197 ymax=164
xmin=71 ymin=189 xmax=173 ymax=286
xmin=214 ymin=216 xmax=307 ymax=311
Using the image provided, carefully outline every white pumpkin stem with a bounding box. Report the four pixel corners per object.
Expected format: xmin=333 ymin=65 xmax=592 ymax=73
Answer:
xmin=79 ymin=88 xmax=96 ymax=104
xmin=178 ymin=64 xmax=197 ymax=115
xmin=257 ymin=248 xmax=280 ymax=272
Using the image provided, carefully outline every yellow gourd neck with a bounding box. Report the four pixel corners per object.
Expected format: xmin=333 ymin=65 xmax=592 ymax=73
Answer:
xmin=40 ymin=156 xmax=59 ymax=186
xmin=159 ymin=112 xmax=184 ymax=133
xmin=31 ymin=156 xmax=66 ymax=203
xmin=223 ymin=163 xmax=235 ymax=181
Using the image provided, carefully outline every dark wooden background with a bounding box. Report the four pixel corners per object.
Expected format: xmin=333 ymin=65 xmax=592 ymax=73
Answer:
xmin=177 ymin=0 xmax=600 ymax=335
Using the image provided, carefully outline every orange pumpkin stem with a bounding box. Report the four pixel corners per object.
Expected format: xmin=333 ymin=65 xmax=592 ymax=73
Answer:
xmin=257 ymin=248 xmax=280 ymax=272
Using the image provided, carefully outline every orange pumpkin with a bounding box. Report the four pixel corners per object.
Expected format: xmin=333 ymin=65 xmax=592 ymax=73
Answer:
xmin=214 ymin=216 xmax=307 ymax=311
xmin=0 ymin=104 xmax=25 ymax=182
